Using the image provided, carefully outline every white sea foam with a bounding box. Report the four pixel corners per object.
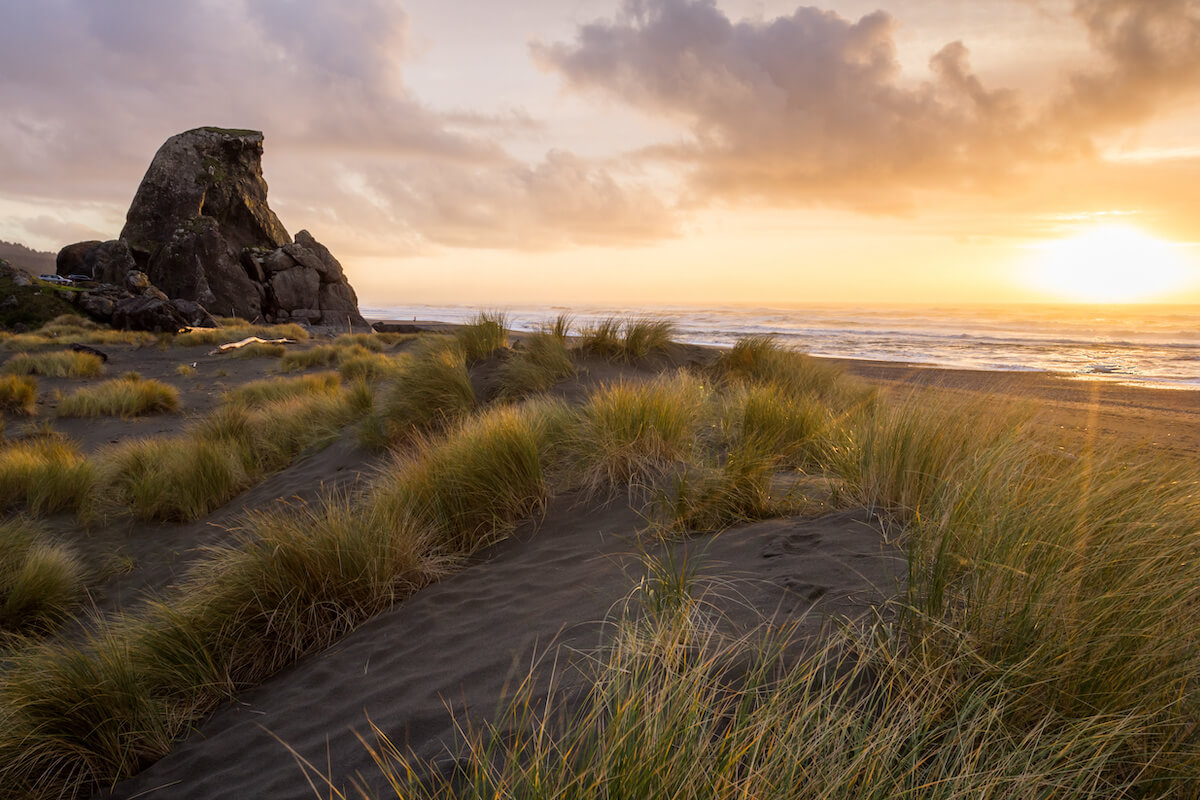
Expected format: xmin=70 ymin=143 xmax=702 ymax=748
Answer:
xmin=362 ymin=303 xmax=1200 ymax=390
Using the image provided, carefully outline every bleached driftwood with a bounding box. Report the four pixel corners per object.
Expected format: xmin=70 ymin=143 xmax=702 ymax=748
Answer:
xmin=208 ymin=336 xmax=294 ymax=355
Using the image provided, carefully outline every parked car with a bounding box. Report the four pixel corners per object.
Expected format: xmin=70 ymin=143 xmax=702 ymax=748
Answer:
xmin=38 ymin=274 xmax=73 ymax=285
xmin=66 ymin=274 xmax=93 ymax=283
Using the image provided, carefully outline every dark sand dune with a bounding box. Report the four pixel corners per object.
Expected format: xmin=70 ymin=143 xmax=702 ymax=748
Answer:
xmin=100 ymin=501 xmax=904 ymax=799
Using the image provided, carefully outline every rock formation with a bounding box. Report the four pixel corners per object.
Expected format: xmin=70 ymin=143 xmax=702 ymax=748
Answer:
xmin=57 ymin=127 xmax=367 ymax=330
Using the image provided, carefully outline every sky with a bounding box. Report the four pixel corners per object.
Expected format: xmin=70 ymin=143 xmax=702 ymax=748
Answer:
xmin=2 ymin=0 xmax=1199 ymax=307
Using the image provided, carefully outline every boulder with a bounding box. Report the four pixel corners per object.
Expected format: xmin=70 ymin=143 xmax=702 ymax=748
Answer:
xmin=111 ymin=296 xmax=193 ymax=333
xmin=171 ymin=299 xmax=217 ymax=328
xmin=77 ymin=293 xmax=115 ymax=321
xmin=268 ymin=266 xmax=320 ymax=311
xmin=124 ymin=270 xmax=152 ymax=292
xmin=147 ymin=216 xmax=262 ymax=319
xmin=317 ymin=282 xmax=366 ymax=325
xmin=56 ymin=241 xmax=102 ymax=277
xmin=262 ymin=249 xmax=296 ymax=275
xmin=121 ymin=127 xmax=290 ymax=261
xmin=87 ymin=240 xmax=137 ymax=285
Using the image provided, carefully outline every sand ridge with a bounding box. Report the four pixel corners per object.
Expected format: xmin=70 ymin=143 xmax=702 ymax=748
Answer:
xmin=99 ymin=501 xmax=904 ymax=799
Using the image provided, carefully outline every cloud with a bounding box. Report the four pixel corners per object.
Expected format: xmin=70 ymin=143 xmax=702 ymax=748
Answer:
xmin=533 ymin=0 xmax=1200 ymax=210
xmin=271 ymin=148 xmax=675 ymax=255
xmin=0 ymin=0 xmax=672 ymax=252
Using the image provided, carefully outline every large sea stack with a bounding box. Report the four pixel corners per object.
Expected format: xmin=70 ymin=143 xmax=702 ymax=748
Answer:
xmin=59 ymin=127 xmax=367 ymax=329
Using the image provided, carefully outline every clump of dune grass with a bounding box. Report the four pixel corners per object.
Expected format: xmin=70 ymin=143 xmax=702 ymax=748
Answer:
xmin=578 ymin=316 xmax=676 ymax=362
xmin=371 ymin=399 xmax=570 ymax=553
xmin=351 ymin=597 xmax=1163 ymax=800
xmin=377 ymin=347 xmax=475 ymax=442
xmin=0 ymin=496 xmax=439 ymax=798
xmin=2 ymin=350 xmax=104 ymax=378
xmin=621 ymin=316 xmax=676 ymax=359
xmin=279 ymin=345 xmax=339 ymax=372
xmin=577 ymin=317 xmax=623 ymax=359
xmin=498 ymin=330 xmax=576 ymax=399
xmin=722 ymin=382 xmax=830 ymax=471
xmin=720 ymin=334 xmax=855 ymax=403
xmin=175 ymin=363 xmax=196 ymax=377
xmin=55 ymin=375 xmax=180 ymax=418
xmin=337 ymin=349 xmax=408 ymax=382
xmin=454 ymin=311 xmax=508 ymax=363
xmin=144 ymin=496 xmax=438 ymax=692
xmin=655 ymin=448 xmax=791 ymax=535
xmin=332 ymin=333 xmax=385 ymax=352
xmin=224 ymin=372 xmax=341 ymax=409
xmin=0 ymin=376 xmax=36 ymax=415
xmin=568 ymin=373 xmax=710 ymax=498
xmin=99 ymin=379 xmax=359 ymax=521
xmin=0 ymin=317 xmax=156 ymax=351
xmin=0 ymin=518 xmax=84 ymax=637
xmin=0 ymin=437 xmax=95 ymax=516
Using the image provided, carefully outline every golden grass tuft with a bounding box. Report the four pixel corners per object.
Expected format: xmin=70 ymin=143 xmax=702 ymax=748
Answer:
xmin=55 ymin=375 xmax=180 ymax=418
xmin=454 ymin=311 xmax=508 ymax=362
xmin=378 ymin=347 xmax=475 ymax=442
xmin=498 ymin=330 xmax=576 ymax=399
xmin=578 ymin=316 xmax=677 ymax=362
xmin=0 ymin=375 xmax=37 ymax=415
xmin=568 ymin=372 xmax=710 ymax=498
xmin=0 ymin=437 xmax=96 ymax=516
xmin=98 ymin=377 xmax=359 ymax=521
xmin=1 ymin=350 xmax=104 ymax=378
xmin=0 ymin=518 xmax=85 ymax=636
xmin=370 ymin=399 xmax=569 ymax=553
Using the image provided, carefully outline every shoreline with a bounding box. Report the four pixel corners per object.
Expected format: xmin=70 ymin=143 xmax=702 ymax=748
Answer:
xmin=366 ymin=317 xmax=1200 ymax=458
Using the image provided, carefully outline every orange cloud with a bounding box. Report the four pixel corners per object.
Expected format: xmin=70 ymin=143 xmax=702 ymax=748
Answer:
xmin=533 ymin=0 xmax=1200 ymax=210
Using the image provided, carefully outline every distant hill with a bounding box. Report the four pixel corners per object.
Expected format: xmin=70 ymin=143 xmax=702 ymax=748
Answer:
xmin=0 ymin=241 xmax=57 ymax=276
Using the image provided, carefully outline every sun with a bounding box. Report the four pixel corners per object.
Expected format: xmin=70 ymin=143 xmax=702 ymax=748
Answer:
xmin=1025 ymin=226 xmax=1191 ymax=303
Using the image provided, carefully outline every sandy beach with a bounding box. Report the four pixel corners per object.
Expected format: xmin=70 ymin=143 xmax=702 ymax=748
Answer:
xmin=0 ymin=320 xmax=1194 ymax=799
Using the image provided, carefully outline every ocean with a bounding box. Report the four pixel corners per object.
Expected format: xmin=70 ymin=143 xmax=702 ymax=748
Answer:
xmin=361 ymin=302 xmax=1200 ymax=391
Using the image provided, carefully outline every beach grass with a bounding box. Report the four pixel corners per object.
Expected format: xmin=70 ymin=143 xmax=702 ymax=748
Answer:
xmin=99 ymin=377 xmax=359 ymax=521
xmin=55 ymin=375 xmax=180 ymax=418
xmin=498 ymin=330 xmax=576 ymax=399
xmin=0 ymin=313 xmax=1197 ymax=799
xmin=578 ymin=316 xmax=676 ymax=362
xmin=378 ymin=347 xmax=475 ymax=441
xmin=223 ymin=372 xmax=341 ymax=409
xmin=0 ymin=519 xmax=84 ymax=637
xmin=567 ymin=372 xmax=710 ymax=498
xmin=454 ymin=311 xmax=508 ymax=362
xmin=0 ymin=376 xmax=37 ymax=415
xmin=720 ymin=334 xmax=854 ymax=403
xmin=279 ymin=345 xmax=339 ymax=371
xmin=0 ymin=437 xmax=96 ymax=516
xmin=1 ymin=350 xmax=105 ymax=378
xmin=0 ymin=316 xmax=156 ymax=351
xmin=370 ymin=399 xmax=568 ymax=553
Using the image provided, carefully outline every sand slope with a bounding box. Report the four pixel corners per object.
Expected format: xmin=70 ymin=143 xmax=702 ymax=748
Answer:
xmin=100 ymin=501 xmax=903 ymax=799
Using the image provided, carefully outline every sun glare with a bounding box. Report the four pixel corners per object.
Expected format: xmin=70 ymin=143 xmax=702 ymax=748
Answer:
xmin=1025 ymin=226 xmax=1191 ymax=303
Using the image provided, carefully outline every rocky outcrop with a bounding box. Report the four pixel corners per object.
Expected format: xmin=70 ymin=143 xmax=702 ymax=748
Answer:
xmin=71 ymin=270 xmax=217 ymax=332
xmin=55 ymin=239 xmax=137 ymax=284
xmin=56 ymin=126 xmax=367 ymax=328
xmin=56 ymin=241 xmax=102 ymax=277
